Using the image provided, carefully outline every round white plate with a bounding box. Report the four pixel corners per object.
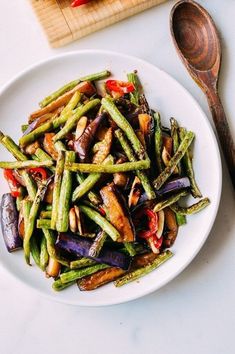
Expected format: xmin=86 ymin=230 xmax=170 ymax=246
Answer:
xmin=0 ymin=50 xmax=221 ymax=306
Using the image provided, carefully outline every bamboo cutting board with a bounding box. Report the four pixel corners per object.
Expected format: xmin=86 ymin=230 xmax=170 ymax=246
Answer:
xmin=30 ymin=0 xmax=167 ymax=47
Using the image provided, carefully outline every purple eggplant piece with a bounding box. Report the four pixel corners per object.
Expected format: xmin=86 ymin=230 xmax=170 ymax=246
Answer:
xmin=56 ymin=233 xmax=131 ymax=270
xmin=135 ymin=177 xmax=190 ymax=209
xmin=74 ymin=112 xmax=106 ymax=162
xmin=23 ymin=114 xmax=52 ymax=137
xmin=23 ymin=120 xmax=38 ymax=136
xmin=0 ymin=193 xmax=22 ymax=252
xmin=157 ymin=177 xmax=190 ymax=196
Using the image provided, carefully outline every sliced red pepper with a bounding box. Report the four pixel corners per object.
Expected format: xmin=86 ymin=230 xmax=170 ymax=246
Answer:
xmin=105 ymin=80 xmax=135 ymax=96
xmin=29 ymin=167 xmax=48 ymax=181
xmin=71 ymin=0 xmax=91 ymax=7
xmin=134 ymin=208 xmax=158 ymax=239
xmin=152 ymin=235 xmax=163 ymax=249
xmin=3 ymin=169 xmax=21 ymax=197
xmin=98 ymin=207 xmax=106 ymax=217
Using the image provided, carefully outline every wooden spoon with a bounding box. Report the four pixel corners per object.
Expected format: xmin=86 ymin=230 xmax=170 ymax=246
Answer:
xmin=170 ymin=0 xmax=235 ymax=188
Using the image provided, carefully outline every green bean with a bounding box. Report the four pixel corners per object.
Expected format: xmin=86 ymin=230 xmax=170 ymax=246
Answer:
xmin=127 ymin=72 xmax=141 ymax=106
xmin=51 ymin=151 xmax=65 ymax=230
xmin=41 ymin=229 xmax=57 ymax=258
xmin=179 ymin=128 xmax=202 ymax=198
xmin=129 ymin=243 xmax=146 ymax=255
xmin=76 ymin=172 xmax=102 ymax=205
xmin=19 ymin=121 xmax=53 ymax=147
xmin=31 ymin=154 xmax=40 ymax=162
xmin=39 ymin=80 xmax=81 ymax=108
xmin=115 ymin=129 xmax=155 ymax=200
xmin=30 ymin=236 xmax=41 ymax=269
xmin=0 ymin=132 xmax=36 ymax=199
xmin=170 ymin=117 xmax=182 ymax=175
xmin=22 ymin=199 xmax=32 ymax=223
xmin=170 ymin=198 xmax=210 ymax=215
xmin=22 ymin=199 xmax=31 ymax=234
xmin=23 ymin=199 xmax=41 ymax=268
xmin=154 ymin=112 xmax=164 ymax=174
xmin=42 ymin=229 xmax=69 ymax=267
xmin=0 ymin=132 xmax=28 ymax=161
xmin=40 ymin=70 xmax=110 ymax=108
xmin=54 ymin=141 xmax=66 ymax=152
xmin=0 ymin=160 xmax=53 ymax=169
xmin=88 ymin=231 xmax=107 ymax=258
xmin=24 ymin=181 xmax=49 ymax=264
xmin=37 ymin=219 xmax=52 ymax=229
xmin=153 ymin=131 xmax=195 ymax=190
xmin=45 ymin=204 xmax=52 ymax=211
xmin=70 ymin=258 xmax=97 ymax=269
xmin=114 ymin=250 xmax=173 ymax=287
xmin=40 ymin=211 xmax=52 ymax=219
xmin=40 ymin=236 xmax=49 ymax=271
xmin=60 ymin=263 xmax=109 ymax=284
xmin=82 ymin=200 xmax=101 ymax=212
xmin=175 ymin=213 xmax=187 ymax=226
xmin=16 ymin=187 xmax=25 ymax=211
xmin=124 ymin=242 xmax=137 ymax=257
xmin=153 ymin=190 xmax=188 ymax=212
xmin=72 ymin=155 xmax=113 ymax=202
xmin=21 ymin=171 xmax=37 ymax=200
xmin=101 ymin=97 xmax=148 ymax=161
xmin=52 ymin=278 xmax=76 ymax=291
xmin=53 ymin=99 xmax=100 ymax=142
xmin=80 ymin=70 xmax=111 ymax=82
xmin=53 ymin=91 xmax=82 ymax=126
xmin=79 ymin=205 xmax=120 ymax=241
xmin=34 ymin=148 xmax=55 ymax=172
xmin=66 ymin=159 xmax=150 ymax=174
xmin=56 ymin=151 xmax=76 ymax=232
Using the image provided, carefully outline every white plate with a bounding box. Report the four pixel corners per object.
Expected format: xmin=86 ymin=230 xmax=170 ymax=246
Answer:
xmin=0 ymin=50 xmax=222 ymax=306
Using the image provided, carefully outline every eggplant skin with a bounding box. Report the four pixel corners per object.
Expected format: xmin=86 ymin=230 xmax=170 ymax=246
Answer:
xmin=157 ymin=177 xmax=190 ymax=196
xmin=74 ymin=112 xmax=106 ymax=162
xmin=56 ymin=233 xmax=131 ymax=270
xmin=0 ymin=193 xmax=22 ymax=252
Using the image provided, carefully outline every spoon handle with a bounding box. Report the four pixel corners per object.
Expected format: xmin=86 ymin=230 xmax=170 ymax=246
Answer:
xmin=207 ymin=89 xmax=235 ymax=188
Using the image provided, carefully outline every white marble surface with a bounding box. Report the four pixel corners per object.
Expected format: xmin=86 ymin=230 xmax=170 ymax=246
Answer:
xmin=0 ymin=0 xmax=234 ymax=353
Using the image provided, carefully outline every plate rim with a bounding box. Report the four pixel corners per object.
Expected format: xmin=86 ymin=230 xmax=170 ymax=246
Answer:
xmin=0 ymin=49 xmax=222 ymax=306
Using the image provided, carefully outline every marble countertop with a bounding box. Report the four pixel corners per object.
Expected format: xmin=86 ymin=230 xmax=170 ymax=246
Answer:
xmin=0 ymin=1 xmax=234 ymax=353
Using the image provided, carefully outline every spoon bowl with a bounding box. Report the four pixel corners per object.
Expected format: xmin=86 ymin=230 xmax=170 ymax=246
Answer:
xmin=171 ymin=1 xmax=220 ymax=72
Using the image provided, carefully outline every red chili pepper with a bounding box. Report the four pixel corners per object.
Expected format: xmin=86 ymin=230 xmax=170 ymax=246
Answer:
xmin=98 ymin=207 xmax=106 ymax=217
xmin=29 ymin=167 xmax=48 ymax=180
xmin=3 ymin=169 xmax=21 ymax=197
xmin=105 ymin=80 xmax=135 ymax=95
xmin=71 ymin=0 xmax=91 ymax=7
xmin=152 ymin=235 xmax=163 ymax=249
xmin=134 ymin=208 xmax=158 ymax=239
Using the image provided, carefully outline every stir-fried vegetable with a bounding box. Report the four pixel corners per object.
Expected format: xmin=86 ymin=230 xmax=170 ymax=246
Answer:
xmin=0 ymin=69 xmax=210 ymax=292
xmin=100 ymin=183 xmax=135 ymax=242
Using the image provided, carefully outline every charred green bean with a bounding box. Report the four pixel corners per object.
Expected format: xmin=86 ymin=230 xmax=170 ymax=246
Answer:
xmin=170 ymin=198 xmax=210 ymax=215
xmin=153 ymin=131 xmax=195 ymax=190
xmin=179 ymin=127 xmax=202 ymax=198
xmin=115 ymin=250 xmax=173 ymax=287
